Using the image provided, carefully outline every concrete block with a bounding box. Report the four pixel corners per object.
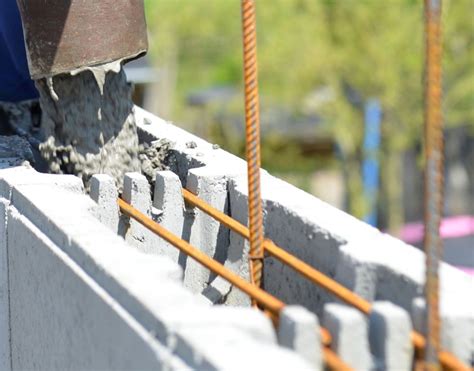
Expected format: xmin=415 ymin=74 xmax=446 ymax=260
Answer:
xmin=229 ymin=174 xmax=340 ymax=313
xmin=134 ymin=107 xmax=474 ymax=367
xmin=183 ymin=166 xmax=229 ymax=294
xmin=122 ymin=172 xmax=154 ymax=252
xmin=323 ymin=303 xmax=371 ymax=370
xmin=224 ymin=178 xmax=252 ymax=307
xmin=163 ymin=306 xmax=276 ymax=344
xmin=173 ymin=326 xmax=314 ymax=371
xmin=9 ymin=184 xmax=198 ymax=343
xmin=12 ymin=178 xmax=317 ymax=370
xmin=334 ymin=249 xmax=378 ymax=302
xmin=153 ymin=170 xmax=184 ymax=262
xmin=7 ymin=206 xmax=188 ymax=370
xmin=412 ymin=297 xmax=474 ymax=364
xmin=278 ymin=305 xmax=322 ymax=370
xmin=0 ymin=198 xmax=10 ymax=371
xmin=369 ymin=301 xmax=413 ymax=371
xmin=0 ymin=166 xmax=83 ymax=200
xmin=90 ymin=174 xmax=119 ymax=232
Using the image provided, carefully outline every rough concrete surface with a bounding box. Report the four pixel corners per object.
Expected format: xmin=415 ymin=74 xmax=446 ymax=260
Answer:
xmin=323 ymin=303 xmax=371 ymax=370
xmin=369 ymin=301 xmax=413 ymax=371
xmin=36 ymin=66 xmax=142 ymax=190
xmin=89 ymin=174 xmax=119 ymax=232
xmin=2 ymin=100 xmax=474 ymax=368
xmin=0 ymin=165 xmax=314 ymax=369
xmin=0 ymin=198 xmax=10 ymax=370
xmin=278 ymin=305 xmax=322 ymax=369
xmin=8 ymin=207 xmax=184 ymax=370
xmin=133 ymin=106 xmax=474 ymax=365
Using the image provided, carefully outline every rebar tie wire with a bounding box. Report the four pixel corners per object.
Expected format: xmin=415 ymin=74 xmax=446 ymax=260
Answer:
xmin=423 ymin=1 xmax=444 ymax=370
xmin=241 ymin=0 xmax=264 ymax=291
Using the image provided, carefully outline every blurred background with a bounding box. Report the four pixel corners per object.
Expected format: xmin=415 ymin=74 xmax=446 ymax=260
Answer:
xmin=126 ymin=0 xmax=473 ymax=240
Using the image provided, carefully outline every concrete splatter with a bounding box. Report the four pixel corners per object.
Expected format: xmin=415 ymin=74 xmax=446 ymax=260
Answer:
xmin=36 ymin=65 xmax=141 ymax=191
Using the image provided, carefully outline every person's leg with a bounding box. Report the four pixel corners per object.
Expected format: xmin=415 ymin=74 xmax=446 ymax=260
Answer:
xmin=0 ymin=0 xmax=38 ymax=102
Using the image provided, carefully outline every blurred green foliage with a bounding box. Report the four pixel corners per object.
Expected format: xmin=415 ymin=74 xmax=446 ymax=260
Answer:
xmin=143 ymin=0 xmax=473 ymax=224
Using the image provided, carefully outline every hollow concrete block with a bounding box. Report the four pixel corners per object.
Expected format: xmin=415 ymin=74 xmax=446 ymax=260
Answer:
xmin=223 ymin=177 xmax=252 ymax=307
xmin=90 ymin=174 xmax=119 ymax=232
xmin=323 ymin=303 xmax=371 ymax=370
xmin=173 ymin=326 xmax=314 ymax=371
xmin=334 ymin=246 xmax=378 ymax=303
xmin=0 ymin=166 xmax=83 ymax=200
xmin=278 ymin=305 xmax=322 ymax=370
xmin=412 ymin=297 xmax=474 ymax=364
xmin=183 ymin=167 xmax=229 ymax=294
xmin=369 ymin=301 xmax=413 ymax=371
xmin=153 ymin=170 xmax=184 ymax=262
xmin=0 ymin=198 xmax=11 ymax=371
xmin=161 ymin=306 xmax=276 ymax=346
xmin=122 ymin=172 xmax=154 ymax=252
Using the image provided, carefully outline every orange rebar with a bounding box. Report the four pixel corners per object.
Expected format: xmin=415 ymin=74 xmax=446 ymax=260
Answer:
xmin=423 ymin=0 xmax=444 ymax=370
xmin=241 ymin=0 xmax=264 ymax=291
xmin=264 ymin=239 xmax=373 ymax=314
xmin=118 ymin=197 xmax=283 ymax=314
xmin=324 ymin=348 xmax=353 ymax=371
xmin=183 ymin=188 xmax=372 ymax=314
xmin=118 ymin=198 xmax=351 ymax=369
xmin=181 ymin=188 xmax=469 ymax=371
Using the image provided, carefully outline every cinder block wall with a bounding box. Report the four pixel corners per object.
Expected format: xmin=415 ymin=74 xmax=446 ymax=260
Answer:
xmin=1 ymin=106 xmax=473 ymax=369
xmin=131 ymin=107 xmax=474 ymax=365
xmin=0 ymin=166 xmax=312 ymax=370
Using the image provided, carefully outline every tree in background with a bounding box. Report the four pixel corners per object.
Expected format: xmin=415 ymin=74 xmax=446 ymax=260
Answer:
xmin=143 ymin=0 xmax=473 ymax=231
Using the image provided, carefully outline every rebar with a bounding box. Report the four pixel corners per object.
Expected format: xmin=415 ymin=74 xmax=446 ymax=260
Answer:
xmin=117 ymin=197 xmax=353 ymax=371
xmin=241 ymin=0 xmax=264 ymax=290
xmin=423 ymin=0 xmax=444 ymax=370
xmin=118 ymin=197 xmax=283 ymax=313
xmin=181 ymin=188 xmax=469 ymax=370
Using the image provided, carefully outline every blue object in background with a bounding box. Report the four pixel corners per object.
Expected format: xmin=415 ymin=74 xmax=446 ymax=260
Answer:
xmin=0 ymin=0 xmax=38 ymax=102
xmin=362 ymin=99 xmax=382 ymax=226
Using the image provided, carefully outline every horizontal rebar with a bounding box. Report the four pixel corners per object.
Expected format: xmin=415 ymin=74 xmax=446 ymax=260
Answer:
xmin=117 ymin=197 xmax=352 ymax=371
xmin=181 ymin=188 xmax=469 ymax=371
xmin=182 ymin=188 xmax=371 ymax=312
xmin=118 ymin=197 xmax=283 ymax=313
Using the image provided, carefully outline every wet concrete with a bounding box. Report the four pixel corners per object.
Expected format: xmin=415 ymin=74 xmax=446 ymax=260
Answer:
xmin=36 ymin=65 xmax=141 ymax=190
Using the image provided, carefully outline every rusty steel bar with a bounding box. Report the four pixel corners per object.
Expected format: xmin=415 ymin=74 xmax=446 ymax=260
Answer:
xmin=423 ymin=0 xmax=444 ymax=370
xmin=118 ymin=198 xmax=352 ymax=369
xmin=264 ymin=239 xmax=373 ymax=314
xmin=182 ymin=188 xmax=469 ymax=370
xmin=183 ymin=188 xmax=372 ymax=313
xmin=324 ymin=348 xmax=354 ymax=371
xmin=241 ymin=0 xmax=264 ymax=290
xmin=118 ymin=197 xmax=283 ymax=314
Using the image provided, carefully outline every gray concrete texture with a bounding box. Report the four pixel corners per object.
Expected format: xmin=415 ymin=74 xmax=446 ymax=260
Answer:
xmin=133 ymin=106 xmax=474 ymax=365
xmin=323 ymin=303 xmax=371 ymax=369
xmin=1 ymin=105 xmax=473 ymax=369
xmin=278 ymin=305 xmax=323 ymax=370
xmin=369 ymin=301 xmax=413 ymax=371
xmin=0 ymin=165 xmax=314 ymax=370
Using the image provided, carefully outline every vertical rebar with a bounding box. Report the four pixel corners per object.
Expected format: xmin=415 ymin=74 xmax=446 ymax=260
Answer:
xmin=241 ymin=0 xmax=264 ymax=290
xmin=423 ymin=0 xmax=444 ymax=369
